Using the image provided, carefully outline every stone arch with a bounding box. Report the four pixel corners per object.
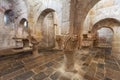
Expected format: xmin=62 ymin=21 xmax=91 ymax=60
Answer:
xmin=37 ymin=8 xmax=55 ymax=26
xmin=95 ymin=27 xmax=114 ymax=48
xmin=90 ymin=18 xmax=120 ymax=56
xmin=95 ymin=26 xmax=114 ymax=33
xmin=91 ymin=18 xmax=120 ymax=33
xmin=36 ymin=8 xmax=59 ymax=49
xmin=15 ymin=18 xmax=28 ymax=39
xmin=33 ymin=0 xmax=62 ymax=34
xmin=83 ymin=0 xmax=120 ymax=34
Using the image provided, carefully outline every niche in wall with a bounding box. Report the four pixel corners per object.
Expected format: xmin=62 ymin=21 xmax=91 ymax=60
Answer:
xmin=4 ymin=9 xmax=14 ymax=26
xmin=20 ymin=18 xmax=28 ymax=29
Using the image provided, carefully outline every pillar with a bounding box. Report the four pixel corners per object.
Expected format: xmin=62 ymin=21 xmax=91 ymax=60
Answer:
xmin=64 ymin=51 xmax=75 ymax=72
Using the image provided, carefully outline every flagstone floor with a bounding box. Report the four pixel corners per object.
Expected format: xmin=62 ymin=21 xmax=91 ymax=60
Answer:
xmin=0 ymin=48 xmax=120 ymax=80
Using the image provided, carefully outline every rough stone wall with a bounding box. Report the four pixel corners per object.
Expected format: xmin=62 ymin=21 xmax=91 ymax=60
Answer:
xmin=0 ymin=0 xmax=15 ymax=49
xmin=61 ymin=0 xmax=70 ymax=34
xmin=26 ymin=0 xmax=70 ymax=33
xmin=83 ymin=0 xmax=120 ymax=58
xmin=70 ymin=0 xmax=99 ymax=35
xmin=0 ymin=0 xmax=28 ymax=49
xmin=27 ymin=0 xmax=71 ymax=48
xmin=83 ymin=0 xmax=120 ymax=33
xmin=0 ymin=0 xmax=71 ymax=49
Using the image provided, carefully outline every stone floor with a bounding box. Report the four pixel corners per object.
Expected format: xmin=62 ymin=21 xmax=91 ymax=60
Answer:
xmin=0 ymin=48 xmax=120 ymax=80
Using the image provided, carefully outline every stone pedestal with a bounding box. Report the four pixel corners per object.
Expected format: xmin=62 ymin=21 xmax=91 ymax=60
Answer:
xmin=30 ymin=35 xmax=40 ymax=56
xmin=63 ymin=35 xmax=79 ymax=72
xmin=32 ymin=44 xmax=39 ymax=54
xmin=64 ymin=51 xmax=75 ymax=72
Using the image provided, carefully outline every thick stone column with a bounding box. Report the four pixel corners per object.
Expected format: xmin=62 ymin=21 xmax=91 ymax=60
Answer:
xmin=30 ymin=35 xmax=40 ymax=56
xmin=63 ymin=35 xmax=78 ymax=72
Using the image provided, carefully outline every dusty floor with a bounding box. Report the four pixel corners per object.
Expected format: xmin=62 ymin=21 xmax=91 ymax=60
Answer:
xmin=0 ymin=48 xmax=120 ymax=80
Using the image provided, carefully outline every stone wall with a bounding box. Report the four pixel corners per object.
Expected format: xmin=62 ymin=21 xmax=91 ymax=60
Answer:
xmin=83 ymin=0 xmax=120 ymax=33
xmin=0 ymin=0 xmax=71 ymax=49
xmin=0 ymin=0 xmax=15 ymax=49
xmin=61 ymin=0 xmax=70 ymax=35
xmin=27 ymin=0 xmax=71 ymax=49
xmin=83 ymin=0 xmax=120 ymax=57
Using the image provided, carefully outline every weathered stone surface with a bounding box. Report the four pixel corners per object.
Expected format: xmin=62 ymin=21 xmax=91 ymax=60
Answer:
xmin=50 ymin=72 xmax=60 ymax=80
xmin=14 ymin=71 xmax=35 ymax=80
xmin=44 ymin=68 xmax=54 ymax=76
xmin=97 ymin=63 xmax=104 ymax=69
xmin=33 ymin=72 xmax=47 ymax=80
xmin=2 ymin=69 xmax=25 ymax=80
xmin=0 ymin=45 xmax=120 ymax=80
xmin=0 ymin=0 xmax=71 ymax=50
xmin=0 ymin=63 xmax=24 ymax=76
xmin=45 ymin=62 xmax=54 ymax=67
xmin=33 ymin=65 xmax=46 ymax=73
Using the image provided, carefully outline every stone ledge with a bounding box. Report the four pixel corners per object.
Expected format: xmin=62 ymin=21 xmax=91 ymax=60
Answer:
xmin=0 ymin=47 xmax=32 ymax=56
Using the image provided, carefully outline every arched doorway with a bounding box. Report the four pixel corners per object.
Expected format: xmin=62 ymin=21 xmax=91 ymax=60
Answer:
xmin=14 ymin=18 xmax=29 ymax=48
xmin=96 ymin=27 xmax=113 ymax=48
xmin=37 ymin=8 xmax=59 ymax=49
xmin=16 ymin=18 xmax=28 ymax=38
xmin=91 ymin=18 xmax=120 ymax=55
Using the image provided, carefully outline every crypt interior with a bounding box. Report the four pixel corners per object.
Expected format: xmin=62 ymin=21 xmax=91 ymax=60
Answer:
xmin=0 ymin=0 xmax=120 ymax=80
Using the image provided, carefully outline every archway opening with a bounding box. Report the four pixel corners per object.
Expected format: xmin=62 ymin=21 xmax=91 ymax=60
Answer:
xmin=37 ymin=8 xmax=59 ymax=49
xmin=20 ymin=18 xmax=28 ymax=28
xmin=96 ymin=27 xmax=113 ymax=48
xmin=91 ymin=18 xmax=120 ymax=55
xmin=16 ymin=18 xmax=28 ymax=38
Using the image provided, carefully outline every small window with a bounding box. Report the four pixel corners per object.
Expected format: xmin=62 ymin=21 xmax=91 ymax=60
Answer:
xmin=20 ymin=18 xmax=28 ymax=28
xmin=4 ymin=10 xmax=14 ymax=25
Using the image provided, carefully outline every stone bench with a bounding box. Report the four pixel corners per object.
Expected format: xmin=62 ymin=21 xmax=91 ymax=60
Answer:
xmin=13 ymin=37 xmax=30 ymax=49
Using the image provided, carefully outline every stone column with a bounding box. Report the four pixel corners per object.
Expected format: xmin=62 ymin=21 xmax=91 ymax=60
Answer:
xmin=64 ymin=50 xmax=74 ymax=72
xmin=112 ymin=27 xmax=120 ymax=60
xmin=64 ymin=35 xmax=78 ymax=72
xmin=32 ymin=43 xmax=39 ymax=55
xmin=28 ymin=7 xmax=39 ymax=56
xmin=31 ymin=36 xmax=40 ymax=56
